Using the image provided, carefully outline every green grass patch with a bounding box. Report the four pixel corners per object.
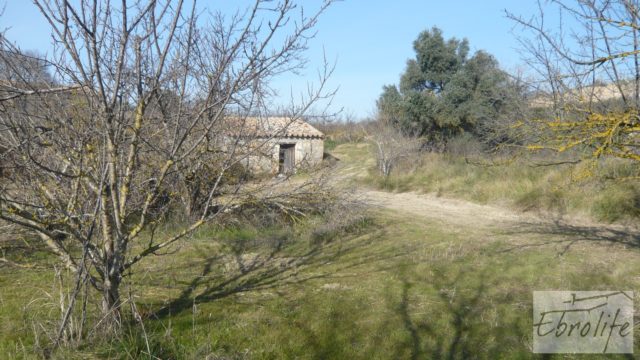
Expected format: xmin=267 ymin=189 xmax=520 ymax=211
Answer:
xmin=592 ymin=184 xmax=640 ymax=222
xmin=324 ymin=138 xmax=338 ymax=151
xmin=3 ymin=209 xmax=640 ymax=358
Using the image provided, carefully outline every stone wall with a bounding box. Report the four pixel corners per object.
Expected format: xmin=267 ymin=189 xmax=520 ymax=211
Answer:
xmin=242 ymin=138 xmax=324 ymax=174
xmin=292 ymin=138 xmax=324 ymax=168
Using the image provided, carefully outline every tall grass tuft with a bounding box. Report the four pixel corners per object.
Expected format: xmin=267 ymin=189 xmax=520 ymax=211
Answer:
xmin=366 ymin=147 xmax=640 ymax=223
xmin=592 ymin=185 xmax=640 ymax=222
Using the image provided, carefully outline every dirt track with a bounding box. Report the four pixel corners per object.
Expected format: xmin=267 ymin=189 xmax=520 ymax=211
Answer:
xmin=331 ymin=144 xmax=639 ymax=240
xmin=363 ymin=189 xmax=531 ymax=228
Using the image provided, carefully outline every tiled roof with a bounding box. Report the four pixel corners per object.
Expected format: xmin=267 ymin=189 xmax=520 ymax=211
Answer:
xmin=224 ymin=116 xmax=324 ymax=139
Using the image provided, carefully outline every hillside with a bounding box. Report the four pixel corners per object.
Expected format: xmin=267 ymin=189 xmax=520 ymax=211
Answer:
xmin=2 ymin=143 xmax=640 ymax=358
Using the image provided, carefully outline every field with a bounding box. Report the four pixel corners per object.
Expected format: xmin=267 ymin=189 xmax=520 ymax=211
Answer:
xmin=1 ymin=143 xmax=640 ymax=359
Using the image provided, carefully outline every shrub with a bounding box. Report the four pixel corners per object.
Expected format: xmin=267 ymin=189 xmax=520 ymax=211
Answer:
xmin=445 ymin=133 xmax=485 ymax=158
xmin=514 ymin=187 xmax=567 ymax=216
xmin=592 ymin=185 xmax=640 ymax=222
xmin=368 ymin=123 xmax=422 ymax=178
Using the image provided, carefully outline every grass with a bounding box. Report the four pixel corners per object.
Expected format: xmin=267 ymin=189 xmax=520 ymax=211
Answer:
xmin=2 ymin=143 xmax=640 ymax=358
xmin=350 ymin=142 xmax=640 ymax=223
xmin=3 ymin=207 xmax=640 ymax=358
xmin=323 ymin=138 xmax=338 ymax=152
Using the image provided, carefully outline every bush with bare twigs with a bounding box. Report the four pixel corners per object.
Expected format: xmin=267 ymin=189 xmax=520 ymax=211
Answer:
xmin=367 ymin=122 xmax=423 ymax=178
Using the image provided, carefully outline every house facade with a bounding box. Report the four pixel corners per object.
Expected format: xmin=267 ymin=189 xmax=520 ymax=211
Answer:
xmin=226 ymin=117 xmax=324 ymax=175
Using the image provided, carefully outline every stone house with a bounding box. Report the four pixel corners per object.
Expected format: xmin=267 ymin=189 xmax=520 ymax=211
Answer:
xmin=225 ymin=116 xmax=325 ymax=175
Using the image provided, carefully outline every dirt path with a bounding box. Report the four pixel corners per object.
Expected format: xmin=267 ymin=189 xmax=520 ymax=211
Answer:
xmin=332 ymin=143 xmax=540 ymax=229
xmin=363 ymin=189 xmax=536 ymax=228
xmin=330 ymin=144 xmax=638 ymax=238
xmin=352 ymin=180 xmax=640 ymax=256
xmin=360 ymin=181 xmax=640 ymax=241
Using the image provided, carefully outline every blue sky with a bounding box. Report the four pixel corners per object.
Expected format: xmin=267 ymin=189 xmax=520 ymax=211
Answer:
xmin=1 ymin=1 xmax=547 ymax=119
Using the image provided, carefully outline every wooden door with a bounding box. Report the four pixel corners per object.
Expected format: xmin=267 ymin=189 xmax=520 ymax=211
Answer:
xmin=278 ymin=144 xmax=295 ymax=174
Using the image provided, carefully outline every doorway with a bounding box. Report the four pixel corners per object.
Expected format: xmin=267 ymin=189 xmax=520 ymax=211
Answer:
xmin=278 ymin=144 xmax=295 ymax=174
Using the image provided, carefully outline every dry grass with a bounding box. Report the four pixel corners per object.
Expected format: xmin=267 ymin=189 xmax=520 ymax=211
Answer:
xmin=1 ymin=143 xmax=639 ymax=359
xmin=361 ymin=145 xmax=640 ymax=224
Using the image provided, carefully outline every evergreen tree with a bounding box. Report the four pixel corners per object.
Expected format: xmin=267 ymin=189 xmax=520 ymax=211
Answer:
xmin=378 ymin=27 xmax=514 ymax=143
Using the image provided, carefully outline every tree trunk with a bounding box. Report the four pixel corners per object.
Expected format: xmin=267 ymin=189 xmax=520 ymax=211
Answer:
xmin=101 ymin=270 xmax=122 ymax=331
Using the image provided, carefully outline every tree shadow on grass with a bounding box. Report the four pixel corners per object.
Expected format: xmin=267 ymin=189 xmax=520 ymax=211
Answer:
xmin=151 ymin=223 xmax=414 ymax=319
xmin=141 ymin=218 xmax=640 ymax=359
xmin=378 ymin=260 xmax=636 ymax=359
xmin=495 ymin=221 xmax=640 ymax=255
xmin=384 ymin=265 xmax=531 ymax=360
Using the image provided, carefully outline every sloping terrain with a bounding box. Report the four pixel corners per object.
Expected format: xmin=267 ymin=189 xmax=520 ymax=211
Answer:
xmin=2 ymin=143 xmax=640 ymax=359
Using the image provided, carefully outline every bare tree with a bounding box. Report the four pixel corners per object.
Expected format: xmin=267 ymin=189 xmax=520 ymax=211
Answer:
xmin=0 ymin=0 xmax=336 ymax=336
xmin=507 ymin=0 xmax=640 ymax=171
xmin=367 ymin=121 xmax=422 ymax=178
